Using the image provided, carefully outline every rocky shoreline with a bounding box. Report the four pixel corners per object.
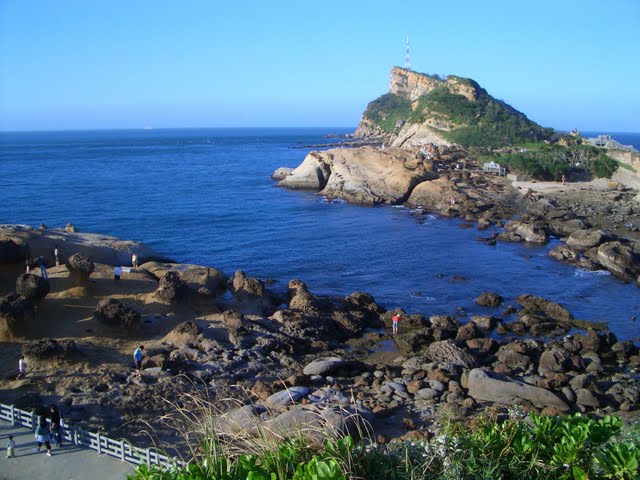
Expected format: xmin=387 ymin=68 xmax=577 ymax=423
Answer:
xmin=1 ymin=223 xmax=639 ymax=451
xmin=274 ymin=145 xmax=640 ymax=286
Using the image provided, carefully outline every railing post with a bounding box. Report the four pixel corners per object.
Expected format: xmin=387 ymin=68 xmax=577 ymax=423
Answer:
xmin=120 ymin=440 xmax=125 ymax=461
xmin=146 ymin=447 xmax=151 ymax=465
xmin=10 ymin=405 xmax=15 ymax=425
xmin=96 ymin=432 xmax=102 ymax=454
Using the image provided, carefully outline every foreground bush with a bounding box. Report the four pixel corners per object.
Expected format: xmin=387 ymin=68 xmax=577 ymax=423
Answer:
xmin=128 ymin=413 xmax=639 ymax=480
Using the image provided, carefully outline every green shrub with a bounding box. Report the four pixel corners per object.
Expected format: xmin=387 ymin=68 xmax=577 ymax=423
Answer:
xmin=362 ymin=93 xmax=412 ymax=133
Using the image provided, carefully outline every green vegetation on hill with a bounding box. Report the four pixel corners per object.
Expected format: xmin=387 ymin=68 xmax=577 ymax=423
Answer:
xmin=498 ymin=144 xmax=619 ymax=180
xmin=362 ymin=93 xmax=412 ymax=134
xmin=362 ymin=83 xmax=554 ymax=148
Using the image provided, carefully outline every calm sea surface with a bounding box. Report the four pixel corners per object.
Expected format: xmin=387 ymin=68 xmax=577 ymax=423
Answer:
xmin=1 ymin=129 xmax=639 ymax=341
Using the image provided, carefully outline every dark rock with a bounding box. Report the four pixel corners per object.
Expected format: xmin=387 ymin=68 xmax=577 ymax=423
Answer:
xmin=15 ymin=273 xmax=49 ymax=301
xmin=66 ymin=253 xmax=95 ymax=284
xmin=0 ymin=293 xmax=35 ymax=332
xmin=94 ymin=298 xmax=141 ymax=329
xmin=516 ymin=294 xmax=573 ymax=323
xmin=394 ymin=330 xmax=430 ymax=354
xmin=155 ymin=271 xmax=191 ymax=304
xmin=496 ymin=347 xmax=531 ymax=370
xmin=455 ymin=322 xmax=482 ymax=343
xmin=22 ymin=338 xmax=80 ymax=362
xmin=427 ymin=340 xmax=477 ymax=368
xmin=475 ymin=292 xmax=503 ymax=307
xmin=0 ymin=239 xmax=29 ymax=264
xmin=548 ymin=245 xmax=580 ymax=263
xmin=538 ymin=348 xmax=569 ymax=375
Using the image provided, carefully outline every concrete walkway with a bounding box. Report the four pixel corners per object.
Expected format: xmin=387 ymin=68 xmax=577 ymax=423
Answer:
xmin=0 ymin=421 xmax=135 ymax=480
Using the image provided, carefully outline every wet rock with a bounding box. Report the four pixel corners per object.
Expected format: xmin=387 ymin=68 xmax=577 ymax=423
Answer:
xmin=66 ymin=253 xmax=95 ymax=284
xmin=154 ymin=271 xmax=191 ymax=304
xmin=466 ymin=368 xmax=569 ymax=411
xmin=548 ymin=245 xmax=580 ymax=263
xmin=516 ymin=294 xmax=573 ymax=323
xmin=15 ymin=273 xmax=49 ymax=301
xmin=426 ymin=340 xmax=477 ymax=368
xmin=475 ymin=292 xmax=503 ymax=307
xmin=394 ymin=330 xmax=430 ymax=354
xmin=94 ymin=298 xmax=141 ymax=329
xmin=22 ymin=338 xmax=80 ymax=362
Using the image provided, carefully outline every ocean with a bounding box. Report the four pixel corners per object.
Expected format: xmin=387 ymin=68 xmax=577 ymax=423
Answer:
xmin=1 ymin=128 xmax=639 ymax=341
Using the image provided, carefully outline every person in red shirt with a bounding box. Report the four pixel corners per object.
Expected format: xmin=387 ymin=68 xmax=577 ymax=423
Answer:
xmin=392 ymin=313 xmax=400 ymax=335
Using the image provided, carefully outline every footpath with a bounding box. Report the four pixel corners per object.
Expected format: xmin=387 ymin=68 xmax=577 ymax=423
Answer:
xmin=0 ymin=421 xmax=135 ymax=480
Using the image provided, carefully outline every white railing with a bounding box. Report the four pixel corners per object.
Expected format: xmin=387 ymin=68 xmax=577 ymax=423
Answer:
xmin=0 ymin=402 xmax=179 ymax=469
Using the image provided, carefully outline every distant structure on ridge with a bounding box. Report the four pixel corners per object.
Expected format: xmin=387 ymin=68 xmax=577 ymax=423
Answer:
xmin=405 ymin=35 xmax=411 ymax=70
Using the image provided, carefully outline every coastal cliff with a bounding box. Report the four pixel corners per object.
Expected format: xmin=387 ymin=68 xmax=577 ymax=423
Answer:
xmin=355 ymin=66 xmax=552 ymax=149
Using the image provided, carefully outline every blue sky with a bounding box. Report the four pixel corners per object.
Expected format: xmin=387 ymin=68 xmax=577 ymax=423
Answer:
xmin=1 ymin=0 xmax=638 ymax=132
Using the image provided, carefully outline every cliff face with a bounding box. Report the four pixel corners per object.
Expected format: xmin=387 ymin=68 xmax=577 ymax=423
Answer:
xmin=389 ymin=66 xmax=482 ymax=102
xmin=356 ymin=66 xmax=550 ymax=149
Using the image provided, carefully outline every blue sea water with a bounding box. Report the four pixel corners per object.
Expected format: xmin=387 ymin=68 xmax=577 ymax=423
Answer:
xmin=1 ymin=128 xmax=639 ymax=341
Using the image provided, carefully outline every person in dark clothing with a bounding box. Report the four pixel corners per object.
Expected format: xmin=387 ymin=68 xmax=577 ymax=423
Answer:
xmin=49 ymin=404 xmax=63 ymax=447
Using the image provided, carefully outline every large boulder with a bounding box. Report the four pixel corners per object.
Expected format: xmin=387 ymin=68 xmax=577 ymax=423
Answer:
xmin=596 ymin=241 xmax=638 ymax=282
xmin=264 ymin=387 xmax=311 ymax=410
xmin=465 ymin=368 xmax=570 ymax=410
xmin=142 ymin=262 xmax=227 ymax=296
xmin=475 ymin=292 xmax=503 ymax=308
xmin=426 ymin=339 xmax=478 ymax=368
xmin=154 ymin=271 xmax=191 ymax=304
xmin=566 ymin=229 xmax=607 ymax=250
xmin=94 ymin=298 xmax=141 ymax=329
xmin=303 ymin=357 xmax=348 ymax=376
xmin=0 ymin=293 xmax=35 ymax=334
xmin=278 ymin=152 xmax=332 ymax=190
xmin=66 ymin=253 xmax=95 ymax=284
xmin=15 ymin=273 xmax=49 ymax=301
xmin=516 ymin=294 xmax=573 ymax=323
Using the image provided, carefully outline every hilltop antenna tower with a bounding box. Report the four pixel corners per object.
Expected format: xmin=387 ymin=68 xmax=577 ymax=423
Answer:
xmin=405 ymin=35 xmax=411 ymax=70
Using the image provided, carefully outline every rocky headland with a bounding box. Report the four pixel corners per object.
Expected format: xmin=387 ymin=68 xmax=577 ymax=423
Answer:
xmin=1 ymin=223 xmax=639 ymax=452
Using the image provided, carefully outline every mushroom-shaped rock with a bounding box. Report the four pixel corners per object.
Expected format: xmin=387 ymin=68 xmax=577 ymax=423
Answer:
xmin=155 ymin=271 xmax=191 ymax=304
xmin=22 ymin=338 xmax=80 ymax=363
xmin=0 ymin=293 xmax=35 ymax=334
xmin=466 ymin=368 xmax=570 ymax=411
xmin=94 ymin=298 xmax=141 ymax=329
xmin=66 ymin=253 xmax=95 ymax=284
xmin=475 ymin=292 xmax=503 ymax=308
xmin=0 ymin=239 xmax=29 ymax=264
xmin=16 ymin=273 xmax=49 ymax=301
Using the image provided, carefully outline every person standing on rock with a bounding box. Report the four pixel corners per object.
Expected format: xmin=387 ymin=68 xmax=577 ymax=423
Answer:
xmin=54 ymin=246 xmax=60 ymax=267
xmin=17 ymin=355 xmax=26 ymax=379
xmin=131 ymin=252 xmax=138 ymax=270
xmin=6 ymin=434 xmax=15 ymax=458
xmin=49 ymin=404 xmax=63 ymax=447
xmin=392 ymin=312 xmax=400 ymax=335
xmin=38 ymin=256 xmax=48 ymax=279
xmin=133 ymin=345 xmax=144 ymax=376
xmin=34 ymin=416 xmax=53 ymax=456
xmin=114 ymin=265 xmax=122 ymax=281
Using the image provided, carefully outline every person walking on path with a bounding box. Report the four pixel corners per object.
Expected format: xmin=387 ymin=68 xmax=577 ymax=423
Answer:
xmin=131 ymin=252 xmax=138 ymax=270
xmin=6 ymin=434 xmax=15 ymax=458
xmin=38 ymin=256 xmax=48 ymax=279
xmin=16 ymin=355 xmax=26 ymax=379
xmin=133 ymin=345 xmax=144 ymax=376
xmin=54 ymin=247 xmax=60 ymax=267
xmin=392 ymin=312 xmax=400 ymax=335
xmin=34 ymin=416 xmax=53 ymax=456
xmin=49 ymin=404 xmax=63 ymax=447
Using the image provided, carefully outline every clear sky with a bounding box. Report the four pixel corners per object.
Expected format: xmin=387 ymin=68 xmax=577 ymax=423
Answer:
xmin=1 ymin=0 xmax=638 ymax=132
